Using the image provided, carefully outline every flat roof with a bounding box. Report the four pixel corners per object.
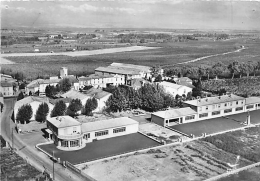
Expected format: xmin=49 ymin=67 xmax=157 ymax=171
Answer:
xmin=95 ymin=66 xmax=140 ymax=75
xmin=245 ymin=97 xmax=260 ymax=105
xmin=48 ymin=116 xmax=81 ymax=128
xmin=81 ymin=117 xmax=138 ymax=133
xmin=110 ymin=62 xmax=151 ymax=72
xmin=152 ymin=107 xmax=197 ymax=119
xmin=184 ymin=94 xmax=245 ymax=107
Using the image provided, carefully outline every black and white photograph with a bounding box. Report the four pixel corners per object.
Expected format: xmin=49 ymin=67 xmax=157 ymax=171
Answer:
xmin=1 ymin=0 xmax=260 ymax=180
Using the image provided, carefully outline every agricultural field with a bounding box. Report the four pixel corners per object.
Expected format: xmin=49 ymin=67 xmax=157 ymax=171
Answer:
xmin=218 ymin=166 xmax=260 ymax=181
xmin=202 ymin=77 xmax=260 ymax=97
xmin=80 ymin=141 xmax=252 ymax=181
xmin=2 ymin=37 xmax=259 ymax=80
xmin=203 ymin=126 xmax=260 ymax=163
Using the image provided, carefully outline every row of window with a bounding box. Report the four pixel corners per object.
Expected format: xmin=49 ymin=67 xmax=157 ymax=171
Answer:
xmin=199 ymin=107 xmax=244 ymax=118
xmin=201 ymin=100 xmax=244 ymax=111
xmin=185 ymin=115 xmax=195 ymax=121
xmin=113 ymin=127 xmax=126 ymax=133
xmin=60 ymin=140 xmax=79 ymax=147
xmin=87 ymin=127 xmax=127 ymax=138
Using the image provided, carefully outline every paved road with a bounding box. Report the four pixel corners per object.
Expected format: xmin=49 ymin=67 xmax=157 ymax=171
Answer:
xmin=1 ymin=97 xmax=91 ymax=181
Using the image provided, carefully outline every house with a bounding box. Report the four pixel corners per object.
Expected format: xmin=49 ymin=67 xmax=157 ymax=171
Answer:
xmin=159 ymin=81 xmax=193 ymax=97
xmin=46 ymin=116 xmax=139 ymax=150
xmin=126 ymin=78 xmax=149 ymax=90
xmin=245 ymin=97 xmax=260 ymax=111
xmin=60 ymin=90 xmax=91 ymax=106
xmin=49 ymin=98 xmax=72 ymax=107
xmin=0 ymin=81 xmax=14 ymax=97
xmin=26 ymin=79 xmax=60 ymax=95
xmin=174 ymin=77 xmax=193 ymax=85
xmin=14 ymin=96 xmax=54 ymax=123
xmin=84 ymin=88 xmax=112 ymax=112
xmin=183 ymin=94 xmax=246 ymax=121
xmin=151 ymin=107 xmax=197 ymax=126
xmin=78 ymin=74 xmax=125 ymax=89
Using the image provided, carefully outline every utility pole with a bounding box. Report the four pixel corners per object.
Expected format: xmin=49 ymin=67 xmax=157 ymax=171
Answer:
xmin=53 ymin=150 xmax=55 ymax=180
xmin=12 ymin=128 xmax=14 ymax=153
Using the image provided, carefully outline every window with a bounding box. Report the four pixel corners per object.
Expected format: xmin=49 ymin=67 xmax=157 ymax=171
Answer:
xmin=241 ymin=101 xmax=243 ymax=104
xmin=84 ymin=133 xmax=90 ymax=139
xmin=70 ymin=140 xmax=79 ymax=147
xmin=199 ymin=113 xmax=208 ymax=118
xmin=113 ymin=127 xmax=126 ymax=133
xmin=224 ymin=103 xmax=227 ymax=107
xmin=246 ymin=105 xmax=254 ymax=109
xmin=73 ymin=127 xmax=77 ymax=133
xmin=230 ymin=102 xmax=232 ymax=106
xmin=224 ymin=108 xmax=232 ymax=113
xmin=61 ymin=140 xmax=69 ymax=147
xmin=218 ymin=104 xmax=221 ymax=108
xmin=212 ymin=111 xmax=220 ymax=115
xmin=236 ymin=107 xmax=243 ymax=111
xmin=185 ymin=115 xmax=195 ymax=121
xmin=95 ymin=130 xmax=109 ymax=137
xmin=206 ymin=106 xmax=208 ymax=110
xmin=258 ymin=104 xmax=260 ymax=107
xmin=236 ymin=101 xmax=239 ymax=105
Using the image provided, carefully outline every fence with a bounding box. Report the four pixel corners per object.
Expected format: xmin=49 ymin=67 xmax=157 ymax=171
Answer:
xmin=204 ymin=162 xmax=260 ymax=181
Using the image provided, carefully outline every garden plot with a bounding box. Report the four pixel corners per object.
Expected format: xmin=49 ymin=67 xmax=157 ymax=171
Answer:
xmin=81 ymin=141 xmax=250 ymax=181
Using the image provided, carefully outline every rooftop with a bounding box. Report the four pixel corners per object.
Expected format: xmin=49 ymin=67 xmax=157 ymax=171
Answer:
xmin=15 ymin=96 xmax=50 ymax=110
xmin=78 ymin=74 xmax=114 ymax=81
xmin=84 ymin=88 xmax=111 ymax=99
xmin=61 ymin=89 xmax=91 ymax=100
xmin=159 ymin=81 xmax=184 ymax=90
xmin=152 ymin=107 xmax=197 ymax=119
xmin=110 ymin=62 xmax=151 ymax=72
xmin=81 ymin=117 xmax=138 ymax=133
xmin=48 ymin=116 xmax=81 ymax=128
xmin=184 ymin=94 xmax=245 ymax=107
xmin=1 ymin=81 xmax=13 ymax=87
xmin=49 ymin=98 xmax=72 ymax=105
xmin=177 ymin=81 xmax=195 ymax=89
xmin=95 ymin=66 xmax=140 ymax=75
xmin=245 ymin=97 xmax=260 ymax=105
xmin=177 ymin=77 xmax=192 ymax=82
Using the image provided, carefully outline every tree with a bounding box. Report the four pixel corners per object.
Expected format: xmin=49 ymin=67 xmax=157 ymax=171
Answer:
xmin=35 ymin=102 xmax=49 ymax=122
xmin=154 ymin=74 xmax=162 ymax=82
xmin=59 ymin=78 xmax=71 ymax=92
xmin=84 ymin=98 xmax=98 ymax=116
xmin=192 ymin=79 xmax=202 ymax=97
xmin=16 ymin=104 xmax=33 ymax=124
xmin=228 ymin=61 xmax=240 ymax=79
xmin=67 ymin=99 xmax=82 ymax=117
xmin=51 ymin=100 xmax=67 ymax=117
xmin=212 ymin=62 xmax=225 ymax=79
xmin=17 ymin=92 xmax=24 ymax=101
xmin=106 ymin=87 xmax=127 ymax=112
xmin=150 ymin=65 xmax=161 ymax=79
xmin=0 ymin=102 xmax=3 ymax=112
xmin=29 ymin=91 xmax=32 ymax=96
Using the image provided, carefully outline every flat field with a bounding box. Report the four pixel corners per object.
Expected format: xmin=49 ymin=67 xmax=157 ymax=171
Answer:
xmin=2 ymin=38 xmax=259 ymax=79
xmin=80 ymin=141 xmax=252 ymax=181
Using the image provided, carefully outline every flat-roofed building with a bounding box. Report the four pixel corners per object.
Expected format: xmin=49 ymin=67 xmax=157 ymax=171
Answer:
xmin=159 ymin=81 xmax=193 ymax=97
xmin=245 ymin=97 xmax=260 ymax=111
xmin=151 ymin=107 xmax=197 ymax=126
xmin=183 ymin=94 xmax=246 ymax=121
xmin=46 ymin=116 xmax=139 ymax=150
xmin=78 ymin=74 xmax=125 ymax=89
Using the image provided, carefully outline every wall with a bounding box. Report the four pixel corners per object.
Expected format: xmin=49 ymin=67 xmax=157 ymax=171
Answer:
xmin=83 ymin=123 xmax=138 ymax=143
xmin=151 ymin=114 xmax=165 ymax=126
xmin=93 ymin=94 xmax=111 ymax=113
xmin=0 ymin=86 xmax=14 ymax=97
xmin=58 ymin=125 xmax=81 ymax=135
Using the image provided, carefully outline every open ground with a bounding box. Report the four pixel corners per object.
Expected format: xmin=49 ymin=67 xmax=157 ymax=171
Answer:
xmin=2 ymin=38 xmax=260 ymax=79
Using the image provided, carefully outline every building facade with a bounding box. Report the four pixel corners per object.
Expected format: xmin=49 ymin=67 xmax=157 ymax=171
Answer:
xmin=0 ymin=82 xmax=14 ymax=97
xmin=159 ymin=81 xmax=193 ymax=97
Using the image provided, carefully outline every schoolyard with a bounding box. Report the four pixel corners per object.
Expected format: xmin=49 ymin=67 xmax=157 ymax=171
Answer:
xmin=38 ymin=133 xmax=161 ymax=165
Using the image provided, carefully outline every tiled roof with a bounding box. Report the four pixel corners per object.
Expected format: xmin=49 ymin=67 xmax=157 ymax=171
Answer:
xmin=81 ymin=117 xmax=138 ymax=133
xmin=26 ymin=79 xmax=44 ymax=88
xmin=245 ymin=97 xmax=260 ymax=105
xmin=61 ymin=90 xmax=91 ymax=100
xmin=49 ymin=98 xmax=72 ymax=105
xmin=159 ymin=81 xmax=184 ymax=90
xmin=78 ymin=74 xmax=114 ymax=81
xmin=184 ymin=94 xmax=245 ymax=107
xmin=48 ymin=116 xmax=81 ymax=128
xmin=84 ymin=88 xmax=111 ymax=99
xmin=1 ymin=81 xmax=13 ymax=87
xmin=177 ymin=81 xmax=195 ymax=89
xmin=178 ymin=77 xmax=192 ymax=82
xmin=110 ymin=62 xmax=151 ymax=72
xmin=14 ymin=96 xmax=50 ymax=110
xmin=152 ymin=107 xmax=197 ymax=119
xmin=95 ymin=66 xmax=140 ymax=75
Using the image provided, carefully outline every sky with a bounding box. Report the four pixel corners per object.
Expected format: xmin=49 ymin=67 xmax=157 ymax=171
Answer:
xmin=1 ymin=0 xmax=260 ymax=30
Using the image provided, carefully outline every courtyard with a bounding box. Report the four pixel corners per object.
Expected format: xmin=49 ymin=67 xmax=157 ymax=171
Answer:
xmin=38 ymin=133 xmax=161 ymax=165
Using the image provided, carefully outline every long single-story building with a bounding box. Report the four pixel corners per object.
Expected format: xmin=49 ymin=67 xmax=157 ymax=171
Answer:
xmin=46 ymin=116 xmax=139 ymax=150
xmin=151 ymin=107 xmax=197 ymax=127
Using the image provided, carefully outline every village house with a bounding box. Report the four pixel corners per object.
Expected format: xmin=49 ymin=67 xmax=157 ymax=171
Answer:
xmin=0 ymin=81 xmax=14 ymax=97
xmin=159 ymin=81 xmax=193 ymax=97
xmin=78 ymin=74 xmax=125 ymax=89
xmin=60 ymin=89 xmax=91 ymax=108
xmin=46 ymin=116 xmax=139 ymax=150
xmin=14 ymin=96 xmax=54 ymax=123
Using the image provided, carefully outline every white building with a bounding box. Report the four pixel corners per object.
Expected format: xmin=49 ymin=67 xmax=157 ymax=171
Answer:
xmin=0 ymin=81 xmax=14 ymax=97
xmin=245 ymin=97 xmax=260 ymax=111
xmin=46 ymin=116 xmax=139 ymax=150
xmin=78 ymin=74 xmax=125 ymax=89
xmin=84 ymin=88 xmax=112 ymax=112
xmin=60 ymin=89 xmax=91 ymax=106
xmin=14 ymin=96 xmax=54 ymax=123
xmin=151 ymin=107 xmax=197 ymax=127
xmin=159 ymin=81 xmax=193 ymax=97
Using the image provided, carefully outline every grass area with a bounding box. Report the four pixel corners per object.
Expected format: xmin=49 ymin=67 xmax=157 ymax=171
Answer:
xmin=203 ymin=126 xmax=260 ymax=162
xmin=217 ymin=166 xmax=260 ymax=181
xmin=170 ymin=116 xmax=244 ymax=137
xmin=39 ymin=133 xmax=161 ymax=164
xmin=3 ymin=38 xmax=259 ymax=79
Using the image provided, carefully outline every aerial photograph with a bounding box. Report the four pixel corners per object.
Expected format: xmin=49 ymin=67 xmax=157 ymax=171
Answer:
xmin=1 ymin=0 xmax=260 ymax=180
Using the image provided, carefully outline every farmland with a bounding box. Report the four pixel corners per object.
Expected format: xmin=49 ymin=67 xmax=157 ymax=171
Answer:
xmin=2 ymin=37 xmax=260 ymax=80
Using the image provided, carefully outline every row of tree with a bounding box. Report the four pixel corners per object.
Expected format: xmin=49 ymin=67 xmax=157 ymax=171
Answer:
xmin=164 ymin=60 xmax=260 ymax=80
xmin=16 ymin=98 xmax=98 ymax=124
